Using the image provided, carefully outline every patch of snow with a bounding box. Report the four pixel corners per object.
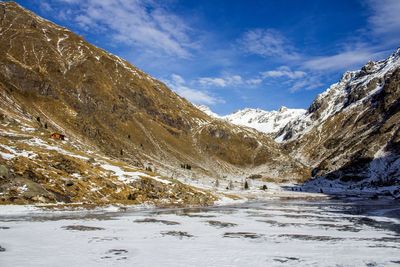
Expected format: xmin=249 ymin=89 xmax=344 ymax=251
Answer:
xmin=17 ymin=184 xmax=28 ymax=193
xmin=0 ymin=144 xmax=37 ymax=159
xmin=150 ymin=176 xmax=172 ymax=185
xmin=196 ymin=105 xmax=221 ymax=118
xmin=100 ymin=163 xmax=144 ymax=183
xmin=23 ymin=138 xmax=88 ymax=160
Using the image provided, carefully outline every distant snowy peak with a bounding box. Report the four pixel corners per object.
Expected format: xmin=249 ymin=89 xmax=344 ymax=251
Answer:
xmin=196 ymin=105 xmax=221 ymax=118
xmin=223 ymin=107 xmax=306 ymax=134
xmin=195 ymin=104 xmax=306 ymax=135
xmin=276 ymin=47 xmax=400 ymax=142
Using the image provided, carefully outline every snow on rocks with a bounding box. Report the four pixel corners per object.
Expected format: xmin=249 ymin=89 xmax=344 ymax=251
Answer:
xmin=0 ymin=144 xmax=37 ymax=160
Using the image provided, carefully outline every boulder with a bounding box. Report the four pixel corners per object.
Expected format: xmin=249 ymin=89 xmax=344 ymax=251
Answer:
xmin=0 ymin=165 xmax=9 ymax=178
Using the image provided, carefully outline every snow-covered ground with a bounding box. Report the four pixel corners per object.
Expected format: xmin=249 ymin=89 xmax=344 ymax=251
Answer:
xmin=0 ymin=199 xmax=399 ymax=266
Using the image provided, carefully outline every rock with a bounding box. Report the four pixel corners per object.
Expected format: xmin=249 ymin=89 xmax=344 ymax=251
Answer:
xmin=0 ymin=246 xmax=5 ymax=252
xmin=31 ymin=195 xmax=48 ymax=203
xmin=370 ymin=194 xmax=379 ymax=200
xmin=65 ymin=180 xmax=74 ymax=187
xmin=0 ymin=165 xmax=9 ymax=178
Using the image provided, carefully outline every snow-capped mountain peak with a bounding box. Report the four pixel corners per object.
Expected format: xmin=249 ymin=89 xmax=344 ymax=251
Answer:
xmin=195 ymin=104 xmax=306 ymax=135
xmin=223 ymin=107 xmax=306 ymax=134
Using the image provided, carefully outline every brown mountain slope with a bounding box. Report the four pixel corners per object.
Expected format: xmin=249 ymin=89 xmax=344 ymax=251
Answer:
xmin=0 ymin=0 xmax=309 ymax=205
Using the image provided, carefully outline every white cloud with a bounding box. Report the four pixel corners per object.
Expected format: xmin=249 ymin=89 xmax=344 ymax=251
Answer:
xmin=51 ymin=0 xmax=195 ymax=58
xmin=261 ymin=66 xmax=306 ymax=79
xmin=197 ymin=67 xmax=308 ymax=89
xmin=239 ymin=29 xmax=300 ymax=61
xmin=246 ymin=78 xmax=263 ymax=85
xmin=197 ymin=75 xmax=243 ymax=87
xmin=165 ymin=74 xmax=224 ymax=105
xmin=256 ymin=66 xmax=320 ymax=93
xmin=198 ymin=77 xmax=228 ymax=87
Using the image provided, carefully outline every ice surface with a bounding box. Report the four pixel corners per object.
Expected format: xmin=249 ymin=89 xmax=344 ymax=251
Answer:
xmin=0 ymin=199 xmax=399 ymax=266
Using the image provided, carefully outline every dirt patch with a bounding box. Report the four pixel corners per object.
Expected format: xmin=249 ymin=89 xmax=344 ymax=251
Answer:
xmin=61 ymin=225 xmax=105 ymax=231
xmin=160 ymin=231 xmax=194 ymax=239
xmin=223 ymin=232 xmax=264 ymax=239
xmin=205 ymin=220 xmax=237 ymax=228
xmin=134 ymin=218 xmax=180 ymax=225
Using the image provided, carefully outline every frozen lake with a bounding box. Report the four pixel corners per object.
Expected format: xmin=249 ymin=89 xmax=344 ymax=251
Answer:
xmin=0 ymin=198 xmax=399 ymax=266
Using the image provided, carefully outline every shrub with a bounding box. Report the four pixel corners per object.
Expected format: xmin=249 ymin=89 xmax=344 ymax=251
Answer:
xmin=260 ymin=185 xmax=267 ymax=190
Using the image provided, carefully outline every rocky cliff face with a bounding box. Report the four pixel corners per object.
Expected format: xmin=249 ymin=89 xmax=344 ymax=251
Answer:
xmin=278 ymin=49 xmax=400 ymax=188
xmin=0 ymin=2 xmax=309 ymax=204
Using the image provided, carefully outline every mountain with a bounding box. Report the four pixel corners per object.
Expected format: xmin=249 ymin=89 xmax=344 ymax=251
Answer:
xmin=223 ymin=107 xmax=306 ymax=135
xmin=0 ymin=2 xmax=309 ymax=204
xmin=207 ymin=47 xmax=400 ymax=193
xmin=277 ymin=49 xmax=400 ymax=191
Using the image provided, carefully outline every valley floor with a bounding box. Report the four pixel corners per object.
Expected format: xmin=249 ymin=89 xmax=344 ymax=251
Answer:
xmin=0 ymin=198 xmax=399 ymax=267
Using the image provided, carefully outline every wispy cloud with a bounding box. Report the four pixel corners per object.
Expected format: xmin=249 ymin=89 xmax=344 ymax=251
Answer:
xmin=367 ymin=0 xmax=400 ymax=37
xmin=302 ymin=0 xmax=400 ymax=72
xmin=195 ymin=66 xmax=314 ymax=92
xmin=246 ymin=78 xmax=263 ymax=85
xmin=261 ymin=66 xmax=306 ymax=79
xmin=303 ymin=50 xmax=378 ymax=71
xmin=238 ymin=0 xmax=399 ymax=75
xmin=49 ymin=0 xmax=196 ymax=58
xmin=289 ymin=76 xmax=324 ymax=93
xmin=197 ymin=75 xmax=243 ymax=87
xmin=39 ymin=2 xmax=53 ymax=12
xmin=259 ymin=66 xmax=321 ymax=92
xmin=239 ymin=29 xmax=301 ymax=61
xmin=164 ymin=74 xmax=224 ymax=105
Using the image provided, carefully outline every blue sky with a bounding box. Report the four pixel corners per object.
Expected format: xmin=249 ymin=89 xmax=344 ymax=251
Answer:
xmin=16 ymin=0 xmax=400 ymax=115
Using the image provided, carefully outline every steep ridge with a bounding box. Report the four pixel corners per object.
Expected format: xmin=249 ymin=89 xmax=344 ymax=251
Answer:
xmin=0 ymin=2 xmax=309 ymax=204
xmin=278 ymin=49 xmax=400 ymax=190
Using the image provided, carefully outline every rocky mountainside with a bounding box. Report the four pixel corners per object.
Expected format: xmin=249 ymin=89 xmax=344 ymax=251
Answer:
xmin=0 ymin=2 xmax=309 ymax=204
xmin=223 ymin=107 xmax=306 ymax=135
xmin=277 ymin=49 xmax=400 ymax=190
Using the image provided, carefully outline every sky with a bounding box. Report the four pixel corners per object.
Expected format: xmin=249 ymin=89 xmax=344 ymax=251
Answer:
xmin=15 ymin=0 xmax=400 ymax=115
